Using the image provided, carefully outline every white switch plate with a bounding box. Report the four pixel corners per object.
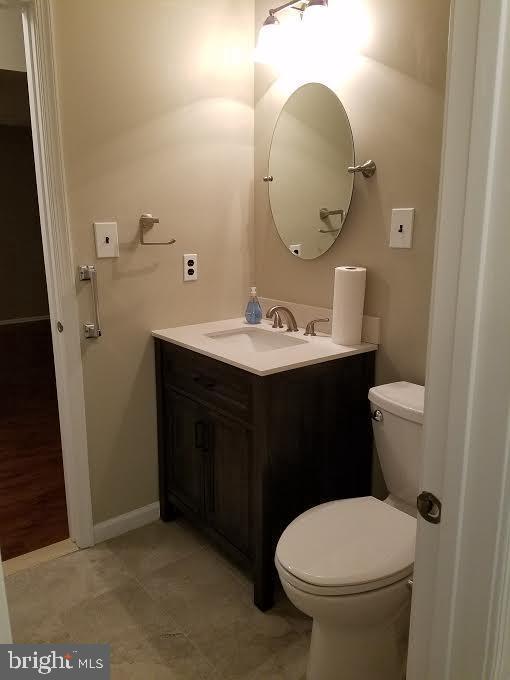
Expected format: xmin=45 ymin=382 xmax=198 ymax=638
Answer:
xmin=94 ymin=222 xmax=119 ymax=258
xmin=183 ymin=254 xmax=198 ymax=281
xmin=390 ymin=208 xmax=415 ymax=249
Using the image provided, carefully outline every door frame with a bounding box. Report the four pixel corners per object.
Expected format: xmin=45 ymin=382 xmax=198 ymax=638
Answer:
xmin=13 ymin=0 xmax=94 ymax=548
xmin=408 ymin=0 xmax=510 ymax=676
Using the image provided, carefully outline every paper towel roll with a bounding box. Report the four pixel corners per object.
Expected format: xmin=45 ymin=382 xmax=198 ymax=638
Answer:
xmin=331 ymin=266 xmax=367 ymax=346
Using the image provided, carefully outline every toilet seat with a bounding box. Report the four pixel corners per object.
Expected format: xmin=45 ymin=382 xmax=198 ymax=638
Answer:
xmin=276 ymin=496 xmax=416 ymax=596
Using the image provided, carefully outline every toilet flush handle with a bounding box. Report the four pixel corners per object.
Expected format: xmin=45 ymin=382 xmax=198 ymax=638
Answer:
xmin=372 ymin=409 xmax=383 ymax=422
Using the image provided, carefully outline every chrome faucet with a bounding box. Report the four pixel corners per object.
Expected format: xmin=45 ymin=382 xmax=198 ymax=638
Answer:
xmin=266 ymin=306 xmax=299 ymax=332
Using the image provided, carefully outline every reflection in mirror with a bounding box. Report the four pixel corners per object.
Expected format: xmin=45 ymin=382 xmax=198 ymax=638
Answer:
xmin=268 ymin=83 xmax=355 ymax=260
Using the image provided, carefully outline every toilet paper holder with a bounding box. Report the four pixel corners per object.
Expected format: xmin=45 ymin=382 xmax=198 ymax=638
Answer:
xmin=139 ymin=214 xmax=176 ymax=246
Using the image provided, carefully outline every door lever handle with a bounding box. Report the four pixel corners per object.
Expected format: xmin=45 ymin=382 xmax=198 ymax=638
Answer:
xmin=417 ymin=491 xmax=442 ymax=524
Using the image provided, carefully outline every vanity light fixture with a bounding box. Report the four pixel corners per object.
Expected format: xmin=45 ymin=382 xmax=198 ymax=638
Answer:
xmin=255 ymin=0 xmax=329 ymax=62
xmin=255 ymin=12 xmax=281 ymax=63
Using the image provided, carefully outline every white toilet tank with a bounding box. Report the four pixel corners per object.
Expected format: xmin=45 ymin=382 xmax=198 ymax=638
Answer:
xmin=369 ymin=381 xmax=425 ymax=515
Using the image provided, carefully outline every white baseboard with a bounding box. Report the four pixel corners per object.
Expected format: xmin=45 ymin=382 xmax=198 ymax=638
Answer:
xmin=93 ymin=501 xmax=160 ymax=544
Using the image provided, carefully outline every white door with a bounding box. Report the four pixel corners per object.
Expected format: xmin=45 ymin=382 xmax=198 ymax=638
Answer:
xmin=407 ymin=0 xmax=510 ymax=677
xmin=0 ymin=1 xmax=95 ymax=550
xmin=0 ymin=556 xmax=12 ymax=643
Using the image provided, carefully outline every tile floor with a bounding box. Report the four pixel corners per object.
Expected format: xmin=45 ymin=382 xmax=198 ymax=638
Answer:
xmin=5 ymin=520 xmax=311 ymax=679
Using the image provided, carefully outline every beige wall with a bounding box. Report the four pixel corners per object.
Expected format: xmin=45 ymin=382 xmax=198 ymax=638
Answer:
xmin=255 ymin=0 xmax=449 ymax=386
xmin=51 ymin=0 xmax=448 ymax=522
xmin=0 ymin=9 xmax=25 ymax=73
xmin=52 ymin=0 xmax=254 ymax=523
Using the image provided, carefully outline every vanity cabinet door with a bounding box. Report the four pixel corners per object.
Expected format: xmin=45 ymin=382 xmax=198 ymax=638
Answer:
xmin=205 ymin=411 xmax=253 ymax=558
xmin=166 ymin=391 xmax=206 ymax=518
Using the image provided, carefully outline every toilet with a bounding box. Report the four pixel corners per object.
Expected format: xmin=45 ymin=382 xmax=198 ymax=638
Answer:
xmin=275 ymin=381 xmax=425 ymax=680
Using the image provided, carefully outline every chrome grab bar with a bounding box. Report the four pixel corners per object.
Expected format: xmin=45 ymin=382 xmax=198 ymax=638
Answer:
xmin=79 ymin=265 xmax=102 ymax=339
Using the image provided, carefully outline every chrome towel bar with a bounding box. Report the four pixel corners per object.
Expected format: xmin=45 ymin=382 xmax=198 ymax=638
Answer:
xmin=319 ymin=207 xmax=344 ymax=220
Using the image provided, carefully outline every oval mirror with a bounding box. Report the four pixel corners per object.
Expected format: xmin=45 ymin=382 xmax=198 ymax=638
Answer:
xmin=267 ymin=83 xmax=355 ymax=260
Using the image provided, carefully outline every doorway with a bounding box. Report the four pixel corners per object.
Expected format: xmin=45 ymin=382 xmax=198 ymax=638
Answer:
xmin=0 ymin=0 xmax=94 ymax=555
xmin=0 ymin=66 xmax=69 ymax=560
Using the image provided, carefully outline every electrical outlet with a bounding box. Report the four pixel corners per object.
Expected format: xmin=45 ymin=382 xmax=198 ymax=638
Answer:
xmin=289 ymin=244 xmax=302 ymax=257
xmin=390 ymin=209 xmax=415 ymax=249
xmin=183 ymin=254 xmax=198 ymax=281
xmin=94 ymin=222 xmax=119 ymax=258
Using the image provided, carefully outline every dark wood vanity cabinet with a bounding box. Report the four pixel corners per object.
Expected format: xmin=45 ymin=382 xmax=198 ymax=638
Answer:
xmin=155 ymin=339 xmax=375 ymax=611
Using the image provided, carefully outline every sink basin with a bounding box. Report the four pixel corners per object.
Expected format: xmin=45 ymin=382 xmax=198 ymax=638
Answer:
xmin=205 ymin=327 xmax=307 ymax=353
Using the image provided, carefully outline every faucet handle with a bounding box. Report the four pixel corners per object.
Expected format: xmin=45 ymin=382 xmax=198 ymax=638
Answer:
xmin=304 ymin=318 xmax=330 ymax=337
xmin=270 ymin=311 xmax=284 ymax=329
xmin=266 ymin=308 xmax=284 ymax=329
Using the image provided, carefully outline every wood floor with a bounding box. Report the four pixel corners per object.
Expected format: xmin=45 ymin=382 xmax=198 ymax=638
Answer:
xmin=0 ymin=320 xmax=68 ymax=560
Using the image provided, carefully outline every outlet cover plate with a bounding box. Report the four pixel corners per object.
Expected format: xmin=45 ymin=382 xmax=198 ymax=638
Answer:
xmin=183 ymin=254 xmax=198 ymax=281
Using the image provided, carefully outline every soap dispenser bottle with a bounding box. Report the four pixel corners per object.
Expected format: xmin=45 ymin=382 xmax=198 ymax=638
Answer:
xmin=245 ymin=286 xmax=262 ymax=325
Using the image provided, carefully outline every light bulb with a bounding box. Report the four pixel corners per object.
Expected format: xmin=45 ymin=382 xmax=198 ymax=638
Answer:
xmin=255 ymin=14 xmax=280 ymax=64
xmin=302 ymin=0 xmax=329 ymax=35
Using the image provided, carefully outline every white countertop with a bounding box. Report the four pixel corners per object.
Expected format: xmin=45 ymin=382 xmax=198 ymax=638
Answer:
xmin=152 ymin=318 xmax=377 ymax=376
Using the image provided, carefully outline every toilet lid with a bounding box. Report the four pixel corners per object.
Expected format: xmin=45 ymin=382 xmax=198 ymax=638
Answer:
xmin=276 ymin=497 xmax=416 ymax=592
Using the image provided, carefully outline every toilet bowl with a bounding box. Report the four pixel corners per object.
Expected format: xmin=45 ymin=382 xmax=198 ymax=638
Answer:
xmin=275 ymin=382 xmax=424 ymax=680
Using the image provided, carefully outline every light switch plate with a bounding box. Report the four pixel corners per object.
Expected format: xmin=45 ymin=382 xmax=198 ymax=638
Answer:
xmin=94 ymin=222 xmax=119 ymax=258
xmin=390 ymin=208 xmax=415 ymax=249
